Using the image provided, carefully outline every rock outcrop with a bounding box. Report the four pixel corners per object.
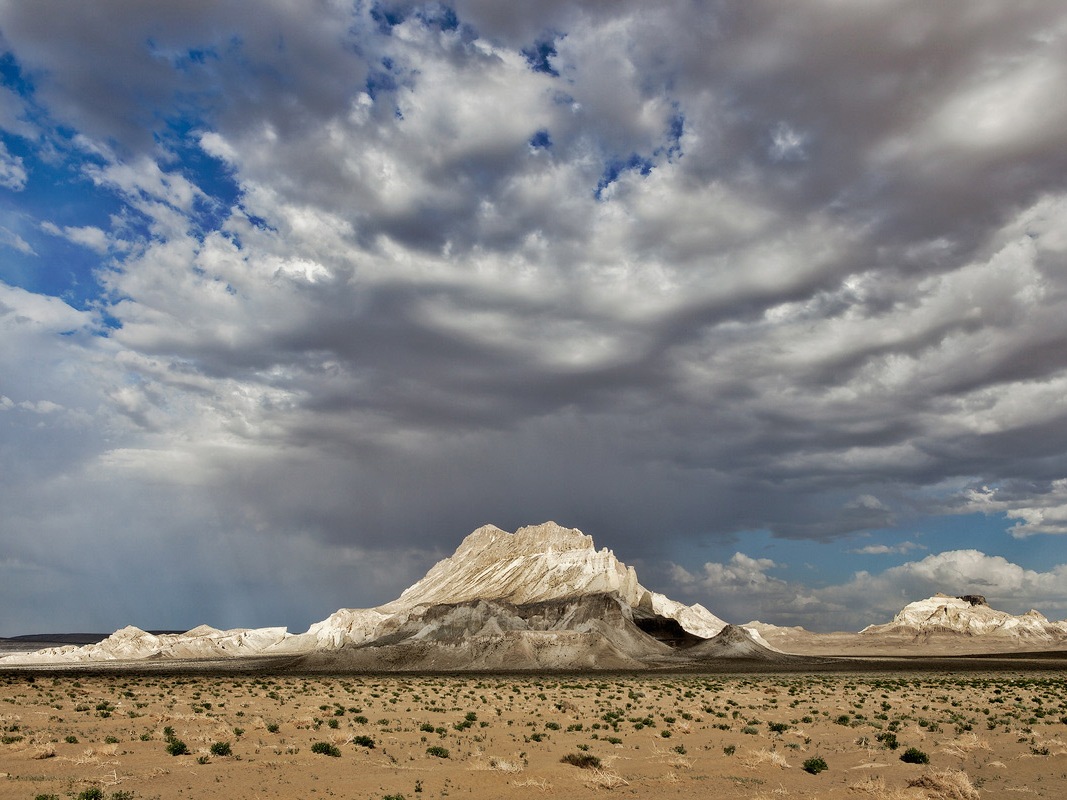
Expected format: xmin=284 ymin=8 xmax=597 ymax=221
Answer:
xmin=0 ymin=522 xmax=732 ymax=670
xmin=860 ymin=593 xmax=1067 ymax=642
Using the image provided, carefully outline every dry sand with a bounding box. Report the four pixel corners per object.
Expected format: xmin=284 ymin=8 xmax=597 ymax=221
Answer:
xmin=2 ymin=666 xmax=1066 ymax=799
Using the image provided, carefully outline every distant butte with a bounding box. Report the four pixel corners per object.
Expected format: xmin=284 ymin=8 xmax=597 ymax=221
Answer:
xmin=3 ymin=523 xmax=1066 ymax=670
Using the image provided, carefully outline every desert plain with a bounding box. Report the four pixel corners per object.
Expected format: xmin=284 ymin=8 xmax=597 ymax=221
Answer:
xmin=2 ymin=665 xmax=1067 ymax=800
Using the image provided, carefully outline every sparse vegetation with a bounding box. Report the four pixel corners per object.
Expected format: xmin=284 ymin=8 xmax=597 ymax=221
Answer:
xmin=560 ymin=752 xmax=602 ymax=769
xmin=900 ymin=746 xmax=930 ymax=764
xmin=2 ymin=671 xmax=1064 ymax=798
xmin=311 ymin=741 xmax=341 ymax=757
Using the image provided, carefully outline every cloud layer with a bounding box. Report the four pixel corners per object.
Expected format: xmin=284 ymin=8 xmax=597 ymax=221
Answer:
xmin=2 ymin=1 xmax=1067 ymax=632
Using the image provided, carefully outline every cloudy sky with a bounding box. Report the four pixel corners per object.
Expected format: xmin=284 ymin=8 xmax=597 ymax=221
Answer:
xmin=3 ymin=1 xmax=1067 ymax=636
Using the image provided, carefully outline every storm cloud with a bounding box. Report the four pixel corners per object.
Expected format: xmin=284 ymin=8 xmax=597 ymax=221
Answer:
xmin=2 ymin=1 xmax=1067 ymax=633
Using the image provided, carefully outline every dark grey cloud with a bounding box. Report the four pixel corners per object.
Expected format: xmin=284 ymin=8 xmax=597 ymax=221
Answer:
xmin=3 ymin=1 xmax=1067 ymax=633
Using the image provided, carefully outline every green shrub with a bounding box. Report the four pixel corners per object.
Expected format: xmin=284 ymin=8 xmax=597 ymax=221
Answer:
xmin=877 ymin=731 xmax=898 ymax=750
xmin=353 ymin=735 xmax=375 ymax=748
xmin=560 ymin=752 xmax=602 ymax=769
xmin=166 ymin=738 xmax=189 ymax=756
xmin=266 ymin=723 xmax=280 ymax=733
xmin=311 ymin=741 xmax=341 ymax=757
xmin=426 ymin=745 xmax=450 ymax=758
xmin=76 ymin=789 xmax=104 ymax=800
xmin=209 ymin=741 xmax=232 ymax=757
xmin=65 ymin=735 xmax=79 ymax=744
xmin=900 ymin=747 xmax=929 ymax=764
xmin=802 ymin=756 xmax=828 ymax=775
xmin=768 ymin=722 xmax=789 ymax=733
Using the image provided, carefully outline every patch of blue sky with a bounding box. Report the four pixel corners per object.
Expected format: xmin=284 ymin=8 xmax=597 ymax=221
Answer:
xmin=661 ymin=110 xmax=684 ymax=160
xmin=370 ymin=1 xmax=408 ymax=35
xmin=154 ymin=116 xmax=242 ymax=239
xmin=522 ymin=36 xmax=560 ymax=77
xmin=528 ymin=129 xmax=552 ymax=150
xmin=594 ymin=152 xmax=653 ymax=199
xmin=0 ymin=137 xmax=121 ymax=308
xmin=414 ymin=3 xmax=459 ymax=33
xmin=660 ymin=509 xmax=1064 ymax=591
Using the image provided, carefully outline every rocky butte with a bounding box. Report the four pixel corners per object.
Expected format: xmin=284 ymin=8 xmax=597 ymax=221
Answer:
xmin=1 ymin=522 xmax=790 ymax=670
xmin=3 ymin=523 xmax=1066 ymax=669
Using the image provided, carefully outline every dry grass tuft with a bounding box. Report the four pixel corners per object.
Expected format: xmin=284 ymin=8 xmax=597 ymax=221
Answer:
xmin=906 ymin=769 xmax=980 ymax=800
xmin=847 ymin=774 xmax=914 ymax=799
xmin=939 ymin=733 xmax=990 ymax=758
xmin=488 ymin=757 xmax=524 ymax=773
xmin=31 ymin=743 xmax=56 ymax=759
xmin=742 ymin=747 xmax=791 ymax=769
xmin=583 ymin=767 xmax=630 ymax=790
xmin=511 ymin=777 xmax=552 ymax=790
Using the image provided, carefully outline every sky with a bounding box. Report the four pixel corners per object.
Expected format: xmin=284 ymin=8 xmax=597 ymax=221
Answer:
xmin=3 ymin=1 xmax=1067 ymax=636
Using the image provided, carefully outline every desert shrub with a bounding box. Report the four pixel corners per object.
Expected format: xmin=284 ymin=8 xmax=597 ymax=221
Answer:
xmin=34 ymin=795 xmax=60 ymax=800
xmin=900 ymin=747 xmax=930 ymax=764
xmin=209 ymin=741 xmax=232 ymax=757
xmin=802 ymin=756 xmax=828 ymax=774
xmin=877 ymin=731 xmax=899 ymax=750
xmin=165 ymin=738 xmax=189 ymax=756
xmin=419 ymin=722 xmax=435 ymax=733
xmin=266 ymin=723 xmax=280 ymax=733
xmin=65 ymin=735 xmax=79 ymax=744
xmin=311 ymin=741 xmax=341 ymax=757
xmin=76 ymin=789 xmax=104 ymax=800
xmin=723 ymin=744 xmax=736 ymax=755
xmin=426 ymin=745 xmax=450 ymax=758
xmin=560 ymin=752 xmax=602 ymax=769
xmin=353 ymin=735 xmax=375 ymax=748
xmin=768 ymin=722 xmax=789 ymax=733
xmin=741 ymin=725 xmax=759 ymax=735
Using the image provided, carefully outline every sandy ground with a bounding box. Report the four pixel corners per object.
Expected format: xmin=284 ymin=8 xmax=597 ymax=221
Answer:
xmin=2 ymin=668 xmax=1066 ymax=800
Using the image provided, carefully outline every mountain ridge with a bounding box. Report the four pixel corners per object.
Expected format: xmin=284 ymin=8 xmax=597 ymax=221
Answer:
xmin=0 ymin=522 xmax=773 ymax=669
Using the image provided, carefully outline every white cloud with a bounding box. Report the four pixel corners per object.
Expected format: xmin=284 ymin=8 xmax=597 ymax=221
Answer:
xmin=40 ymin=221 xmax=109 ymax=254
xmin=850 ymin=541 xmax=925 ymax=555
xmin=0 ymin=140 xmax=27 ymax=190
xmin=670 ymin=549 xmax=1067 ymax=631
xmin=0 ymin=225 xmax=34 ymax=255
xmin=963 ymin=481 xmax=1067 ymax=537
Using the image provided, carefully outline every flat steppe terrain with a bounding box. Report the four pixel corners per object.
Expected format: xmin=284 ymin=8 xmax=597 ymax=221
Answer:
xmin=2 ymin=666 xmax=1066 ymax=800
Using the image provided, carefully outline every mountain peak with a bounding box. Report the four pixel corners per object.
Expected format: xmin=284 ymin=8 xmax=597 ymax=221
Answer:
xmin=392 ymin=522 xmax=635 ymax=608
xmin=861 ymin=593 xmax=1062 ymax=639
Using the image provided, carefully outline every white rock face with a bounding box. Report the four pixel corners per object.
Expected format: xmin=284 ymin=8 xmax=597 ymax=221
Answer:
xmin=277 ymin=521 xmax=728 ymax=651
xmin=0 ymin=625 xmax=291 ymax=664
xmin=861 ymin=593 xmax=1067 ymax=640
xmin=1 ymin=521 xmax=728 ymax=666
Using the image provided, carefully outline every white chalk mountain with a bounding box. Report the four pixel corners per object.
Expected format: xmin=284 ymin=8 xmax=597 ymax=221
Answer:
xmin=860 ymin=593 xmax=1067 ymax=642
xmin=749 ymin=593 xmax=1067 ymax=656
xmin=0 ymin=522 xmax=783 ymax=670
